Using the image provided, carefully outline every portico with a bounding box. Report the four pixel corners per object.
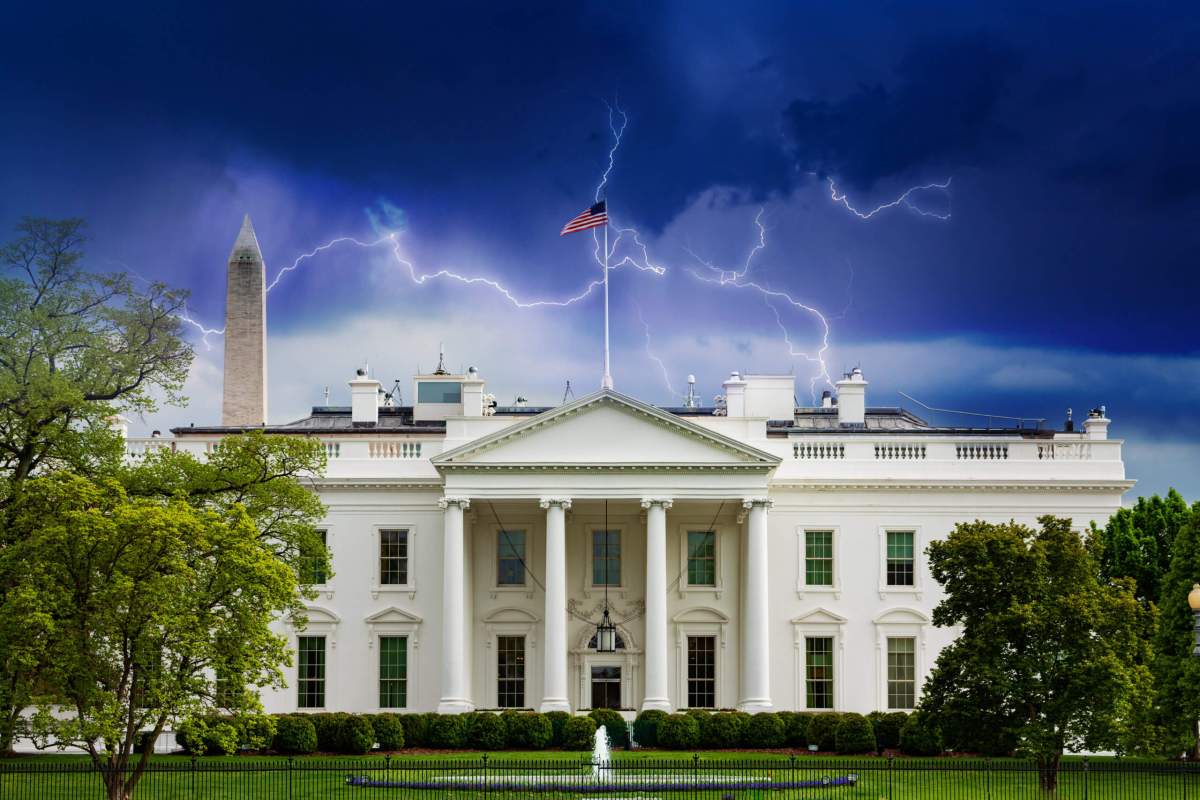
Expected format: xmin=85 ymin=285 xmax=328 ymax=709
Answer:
xmin=431 ymin=390 xmax=781 ymax=714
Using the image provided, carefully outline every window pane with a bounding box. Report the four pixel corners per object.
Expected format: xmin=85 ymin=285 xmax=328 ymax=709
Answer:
xmin=297 ymin=636 xmax=325 ymax=709
xmin=687 ymin=531 xmax=716 ymax=586
xmin=378 ymin=636 xmax=408 ymax=708
xmin=497 ymin=530 xmax=526 ymax=586
xmin=687 ymin=636 xmax=716 ymax=708
xmin=497 ymin=635 xmax=526 ymax=708
xmin=380 ymin=529 xmax=409 ymax=585
xmin=805 ymin=530 xmax=833 ymax=586
xmin=886 ymin=531 xmax=915 ymax=586
xmin=806 ymin=636 xmax=833 ymax=710
xmin=301 ymin=530 xmax=328 ymax=585
xmin=887 ymin=637 xmax=916 ymax=709
xmin=417 ymin=381 xmax=462 ymax=403
xmin=592 ymin=530 xmax=621 ymax=586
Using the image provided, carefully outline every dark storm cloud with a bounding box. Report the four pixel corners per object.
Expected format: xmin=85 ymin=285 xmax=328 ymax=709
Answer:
xmin=783 ymin=32 xmax=1019 ymax=188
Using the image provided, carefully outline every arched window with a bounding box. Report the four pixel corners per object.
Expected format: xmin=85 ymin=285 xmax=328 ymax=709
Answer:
xmin=587 ymin=631 xmax=626 ymax=650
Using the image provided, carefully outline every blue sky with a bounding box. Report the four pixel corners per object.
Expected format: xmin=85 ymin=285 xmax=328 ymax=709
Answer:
xmin=1 ymin=2 xmax=1197 ymax=500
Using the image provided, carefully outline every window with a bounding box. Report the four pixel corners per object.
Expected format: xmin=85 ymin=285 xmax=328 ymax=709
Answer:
xmin=687 ymin=636 xmax=716 ymax=708
xmin=301 ymin=530 xmax=328 ymax=585
xmin=887 ymin=637 xmax=916 ymax=709
xmin=417 ymin=381 xmax=462 ymax=403
xmin=805 ymin=636 xmax=834 ymax=710
xmin=805 ymin=530 xmax=833 ymax=586
xmin=592 ymin=530 xmax=621 ymax=586
xmin=687 ymin=531 xmax=716 ymax=586
xmin=297 ymin=636 xmax=326 ymax=708
xmin=497 ymin=530 xmax=526 ymax=586
xmin=380 ymin=529 xmax=409 ymax=585
xmin=591 ymin=666 xmax=621 ymax=710
xmin=497 ymin=635 xmax=526 ymax=708
xmin=379 ymin=636 xmax=408 ymax=708
xmin=886 ymin=531 xmax=915 ymax=586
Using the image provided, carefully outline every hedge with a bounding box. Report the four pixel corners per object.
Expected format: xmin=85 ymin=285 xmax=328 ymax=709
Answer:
xmin=805 ymin=713 xmax=840 ymax=752
xmin=369 ymin=714 xmax=406 ymax=751
xmin=179 ymin=715 xmax=275 ymax=755
xmin=562 ymin=716 xmax=597 ymax=751
xmin=834 ymin=713 xmax=875 ymax=754
xmin=429 ymin=714 xmax=467 ymax=749
xmin=545 ymin=711 xmax=571 ymax=747
xmin=657 ymin=714 xmax=701 ymax=750
xmin=507 ymin=712 xmax=552 ymax=749
xmin=701 ymin=711 xmax=747 ymax=749
xmin=338 ymin=715 xmax=376 ymax=754
xmin=398 ymin=714 xmax=430 ymax=748
xmin=588 ymin=709 xmax=628 ymax=747
xmin=306 ymin=713 xmax=347 ymax=752
xmin=633 ymin=709 xmax=667 ymax=747
xmin=868 ymin=711 xmax=907 ymax=752
xmin=900 ymin=711 xmax=942 ymax=756
xmin=467 ymin=713 xmax=508 ymax=750
xmin=744 ymin=713 xmax=785 ymax=748
xmin=273 ymin=716 xmax=317 ymax=754
xmin=777 ymin=711 xmax=810 ymax=747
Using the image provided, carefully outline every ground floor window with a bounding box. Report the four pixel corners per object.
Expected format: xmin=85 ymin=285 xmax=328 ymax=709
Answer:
xmin=805 ymin=636 xmax=833 ymax=709
xmin=297 ymin=636 xmax=326 ymax=709
xmin=378 ymin=635 xmax=408 ymax=708
xmin=591 ymin=665 xmax=621 ymax=709
xmin=687 ymin=636 xmax=716 ymax=708
xmin=887 ymin=637 xmax=916 ymax=709
xmin=497 ymin=635 xmax=526 ymax=708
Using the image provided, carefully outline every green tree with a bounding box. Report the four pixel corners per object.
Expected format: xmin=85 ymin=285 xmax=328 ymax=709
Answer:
xmin=920 ymin=517 xmax=1153 ymax=791
xmin=1091 ymin=490 xmax=1192 ymax=604
xmin=1149 ymin=504 xmax=1200 ymax=757
xmin=9 ymin=472 xmax=304 ymax=800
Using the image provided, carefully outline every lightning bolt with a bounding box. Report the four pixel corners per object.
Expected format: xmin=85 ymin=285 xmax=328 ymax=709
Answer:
xmin=828 ymin=176 xmax=952 ymax=220
xmin=635 ymin=302 xmax=678 ymax=399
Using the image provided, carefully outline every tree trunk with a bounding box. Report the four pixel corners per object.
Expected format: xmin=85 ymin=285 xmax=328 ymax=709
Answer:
xmin=1036 ymin=753 xmax=1061 ymax=793
xmin=102 ymin=770 xmax=133 ymax=800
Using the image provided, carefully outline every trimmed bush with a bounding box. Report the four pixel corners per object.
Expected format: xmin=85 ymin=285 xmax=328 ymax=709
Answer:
xmin=273 ymin=715 xmax=318 ymax=754
xmin=336 ymin=715 xmax=375 ymax=754
xmin=563 ymin=715 xmax=597 ymax=751
xmin=834 ymin=713 xmax=875 ymax=754
xmin=701 ymin=711 xmax=746 ymax=749
xmin=398 ymin=714 xmax=429 ymax=748
xmin=507 ymin=712 xmax=553 ymax=750
xmin=467 ymin=713 xmax=508 ymax=750
xmin=429 ymin=714 xmax=467 ymax=749
xmin=370 ymin=714 xmax=406 ymax=751
xmin=657 ymin=713 xmax=701 ymax=750
xmin=588 ymin=709 xmax=628 ymax=748
xmin=870 ymin=712 xmax=907 ymax=752
xmin=805 ymin=713 xmax=840 ymax=752
xmin=632 ymin=709 xmax=667 ymax=748
xmin=307 ymin=713 xmax=348 ymax=752
xmin=777 ymin=711 xmax=809 ymax=748
xmin=900 ymin=711 xmax=942 ymax=756
xmin=744 ymin=713 xmax=785 ymax=748
xmin=545 ymin=711 xmax=570 ymax=747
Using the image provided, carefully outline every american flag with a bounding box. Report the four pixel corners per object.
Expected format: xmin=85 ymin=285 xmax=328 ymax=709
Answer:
xmin=560 ymin=200 xmax=608 ymax=235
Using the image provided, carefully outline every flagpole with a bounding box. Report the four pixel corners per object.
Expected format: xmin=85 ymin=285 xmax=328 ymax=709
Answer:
xmin=601 ymin=218 xmax=613 ymax=390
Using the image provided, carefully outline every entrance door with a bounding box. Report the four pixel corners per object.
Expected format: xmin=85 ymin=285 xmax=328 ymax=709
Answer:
xmin=590 ymin=666 xmax=622 ymax=709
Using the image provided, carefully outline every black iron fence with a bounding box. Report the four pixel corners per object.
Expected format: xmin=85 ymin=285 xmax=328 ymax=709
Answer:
xmin=1 ymin=755 xmax=1198 ymax=799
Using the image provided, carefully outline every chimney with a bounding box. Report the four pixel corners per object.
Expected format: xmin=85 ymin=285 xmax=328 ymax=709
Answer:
xmin=821 ymin=390 xmax=833 ymax=409
xmin=221 ymin=214 xmax=268 ymax=426
xmin=350 ymin=368 xmax=382 ymax=426
xmin=722 ymin=371 xmax=747 ymax=417
xmin=836 ymin=367 xmax=867 ymax=426
xmin=461 ymin=366 xmax=485 ymax=417
xmin=1084 ymin=406 xmax=1110 ymax=440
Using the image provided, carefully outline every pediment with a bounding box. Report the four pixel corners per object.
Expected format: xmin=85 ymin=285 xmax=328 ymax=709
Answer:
xmin=791 ymin=607 xmax=847 ymax=626
xmin=482 ymin=607 xmax=541 ymax=624
xmin=301 ymin=606 xmax=340 ymax=625
xmin=672 ymin=606 xmax=730 ymax=624
xmin=433 ymin=390 xmax=780 ymax=471
xmin=873 ymin=607 xmax=930 ymax=625
xmin=364 ymin=606 xmax=423 ymax=625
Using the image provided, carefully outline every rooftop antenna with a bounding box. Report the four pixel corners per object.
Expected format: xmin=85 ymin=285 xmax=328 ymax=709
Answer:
xmin=684 ymin=375 xmax=699 ymax=409
xmin=898 ymin=391 xmax=1047 ymax=430
xmin=383 ymin=379 xmax=403 ymax=407
xmin=434 ymin=343 xmax=448 ymax=375
xmin=562 ymin=380 xmax=575 ymax=404
xmin=322 ymin=385 xmax=330 ymax=405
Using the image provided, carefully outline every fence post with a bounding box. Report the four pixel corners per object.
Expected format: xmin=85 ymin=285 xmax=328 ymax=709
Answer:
xmin=287 ymin=756 xmax=294 ymax=800
xmin=1083 ymin=755 xmax=1089 ymax=800
xmin=481 ymin=753 xmax=488 ymax=797
xmin=693 ymin=752 xmax=700 ymax=797
xmin=190 ymin=754 xmax=197 ymax=800
xmin=888 ymin=753 xmax=894 ymax=800
xmin=985 ymin=756 xmax=992 ymax=800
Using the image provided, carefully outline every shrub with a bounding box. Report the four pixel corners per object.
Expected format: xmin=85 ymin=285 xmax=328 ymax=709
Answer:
xmin=835 ymin=713 xmax=875 ymax=754
xmin=307 ymin=712 xmax=348 ymax=752
xmin=273 ymin=715 xmax=318 ymax=754
xmin=900 ymin=712 xmax=942 ymax=757
xmin=562 ymin=715 xmax=597 ymax=751
xmin=778 ymin=711 xmax=809 ymax=747
xmin=744 ymin=713 xmax=785 ymax=748
xmin=805 ymin=713 xmax=840 ymax=752
xmin=870 ymin=712 xmax=907 ymax=752
xmin=177 ymin=717 xmax=240 ymax=755
xmin=397 ymin=714 xmax=429 ymax=748
xmin=430 ymin=714 xmax=468 ymax=749
xmin=702 ymin=711 xmax=747 ymax=749
xmin=467 ymin=713 xmax=508 ymax=751
xmin=633 ymin=709 xmax=667 ymax=748
xmin=507 ymin=713 xmax=553 ymax=750
xmin=588 ymin=709 xmax=628 ymax=748
xmin=657 ymin=713 xmax=701 ymax=750
xmin=545 ymin=711 xmax=571 ymax=747
xmin=240 ymin=715 xmax=276 ymax=751
xmin=370 ymin=714 xmax=406 ymax=751
xmin=336 ymin=715 xmax=376 ymax=754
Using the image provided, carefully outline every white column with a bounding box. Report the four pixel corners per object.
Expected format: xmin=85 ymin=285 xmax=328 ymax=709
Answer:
xmin=539 ymin=497 xmax=572 ymax=712
xmin=437 ymin=497 xmax=472 ymax=713
xmin=640 ymin=498 xmax=673 ymax=712
xmin=739 ymin=497 xmax=774 ymax=712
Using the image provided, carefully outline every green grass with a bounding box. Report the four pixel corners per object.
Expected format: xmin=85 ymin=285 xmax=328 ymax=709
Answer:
xmin=1 ymin=751 xmax=1193 ymax=799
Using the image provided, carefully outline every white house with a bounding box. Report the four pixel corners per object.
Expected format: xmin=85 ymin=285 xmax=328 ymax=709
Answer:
xmin=130 ymin=217 xmax=1132 ymax=718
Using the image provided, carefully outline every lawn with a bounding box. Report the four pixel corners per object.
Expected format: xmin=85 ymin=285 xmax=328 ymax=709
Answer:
xmin=1 ymin=751 xmax=1194 ymax=799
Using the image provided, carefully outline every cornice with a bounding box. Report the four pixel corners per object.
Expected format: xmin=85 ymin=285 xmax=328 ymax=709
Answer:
xmin=768 ymin=479 xmax=1135 ymax=493
xmin=434 ymin=461 xmax=775 ymax=473
xmin=314 ymin=478 xmax=444 ymax=490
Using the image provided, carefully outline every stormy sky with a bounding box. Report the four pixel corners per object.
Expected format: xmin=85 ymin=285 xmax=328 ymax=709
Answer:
xmin=1 ymin=2 xmax=1197 ymax=500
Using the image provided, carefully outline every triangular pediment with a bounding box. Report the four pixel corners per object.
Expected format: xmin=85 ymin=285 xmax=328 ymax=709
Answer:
xmin=364 ymin=606 xmax=423 ymax=625
xmin=433 ymin=390 xmax=780 ymax=471
xmin=791 ymin=607 xmax=848 ymax=626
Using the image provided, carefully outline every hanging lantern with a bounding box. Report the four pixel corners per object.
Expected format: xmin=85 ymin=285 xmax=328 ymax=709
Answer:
xmin=596 ymin=607 xmax=618 ymax=653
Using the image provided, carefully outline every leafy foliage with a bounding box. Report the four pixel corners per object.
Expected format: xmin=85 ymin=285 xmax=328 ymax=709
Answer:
xmin=429 ymin=714 xmax=467 ymax=749
xmin=805 ymin=713 xmax=840 ymax=751
xmin=834 ymin=713 xmax=875 ymax=754
xmin=1149 ymin=504 xmax=1200 ymax=757
xmin=743 ymin=713 xmax=785 ymax=748
xmin=466 ymin=713 xmax=508 ymax=750
xmin=272 ymin=716 xmax=317 ymax=754
xmin=900 ymin=711 xmax=942 ymax=756
xmin=632 ymin=709 xmax=667 ymax=747
xmin=369 ymin=714 xmax=405 ymax=751
xmin=656 ymin=714 xmax=700 ymax=750
xmin=544 ymin=711 xmax=571 ymax=747
xmin=868 ymin=711 xmax=908 ymax=752
xmin=1090 ymin=490 xmax=1192 ymax=605
xmin=562 ymin=715 xmax=597 ymax=751
xmin=587 ymin=709 xmax=627 ymax=747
